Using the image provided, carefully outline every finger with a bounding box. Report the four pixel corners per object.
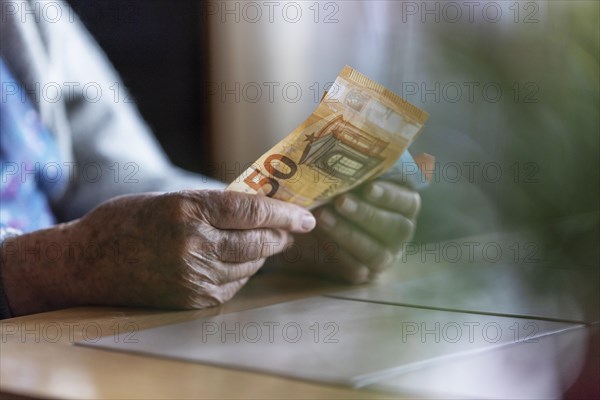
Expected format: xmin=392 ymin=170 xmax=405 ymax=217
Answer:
xmin=315 ymin=208 xmax=394 ymax=272
xmin=215 ymin=277 xmax=250 ymax=303
xmin=190 ymin=277 xmax=251 ymax=307
xmin=309 ymin=244 xmax=370 ymax=284
xmin=218 ymin=259 xmax=266 ymax=284
xmin=218 ymin=229 xmax=294 ymax=263
xmin=333 ymin=194 xmax=415 ymax=248
xmin=186 ymin=250 xmax=266 ymax=285
xmin=205 ymin=191 xmax=316 ymax=233
xmin=362 ymin=181 xmax=421 ymax=219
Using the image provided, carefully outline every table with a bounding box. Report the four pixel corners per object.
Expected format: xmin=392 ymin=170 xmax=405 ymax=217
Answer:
xmin=1 ymin=270 xmax=416 ymax=399
xmin=2 ymin=231 xmax=597 ymax=399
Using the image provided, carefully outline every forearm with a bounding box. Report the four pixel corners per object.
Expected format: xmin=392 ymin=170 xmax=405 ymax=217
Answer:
xmin=15 ymin=3 xmax=225 ymax=219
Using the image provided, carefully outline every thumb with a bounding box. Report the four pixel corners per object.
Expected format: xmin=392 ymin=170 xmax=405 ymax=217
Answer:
xmin=205 ymin=191 xmax=316 ymax=233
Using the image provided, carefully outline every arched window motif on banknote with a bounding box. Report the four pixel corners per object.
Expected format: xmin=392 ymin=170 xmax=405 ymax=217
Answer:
xmin=299 ymin=115 xmax=388 ymax=183
xmin=326 ymin=153 xmax=364 ymax=177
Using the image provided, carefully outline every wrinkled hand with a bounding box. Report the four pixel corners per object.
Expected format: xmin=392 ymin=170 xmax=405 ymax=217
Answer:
xmin=1 ymin=190 xmax=316 ymax=315
xmin=281 ymin=180 xmax=420 ymax=283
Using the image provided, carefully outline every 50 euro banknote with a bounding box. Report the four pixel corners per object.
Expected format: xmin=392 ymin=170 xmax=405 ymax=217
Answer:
xmin=227 ymin=66 xmax=432 ymax=209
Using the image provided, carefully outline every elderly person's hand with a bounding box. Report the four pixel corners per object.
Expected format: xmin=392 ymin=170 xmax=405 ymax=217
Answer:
xmin=0 ymin=190 xmax=316 ymax=316
xmin=280 ymin=180 xmax=420 ymax=283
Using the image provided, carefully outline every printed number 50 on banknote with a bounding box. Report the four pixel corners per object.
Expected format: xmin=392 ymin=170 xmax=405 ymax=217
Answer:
xmin=227 ymin=66 xmax=429 ymax=209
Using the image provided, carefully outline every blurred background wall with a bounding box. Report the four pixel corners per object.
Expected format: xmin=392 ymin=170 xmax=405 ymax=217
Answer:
xmin=208 ymin=0 xmax=599 ymax=243
xmin=70 ymin=0 xmax=599 ymax=246
xmin=69 ymin=0 xmax=212 ymax=172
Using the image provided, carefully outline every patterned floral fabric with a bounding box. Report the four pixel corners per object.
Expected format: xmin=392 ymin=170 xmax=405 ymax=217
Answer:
xmin=0 ymin=58 xmax=67 ymax=233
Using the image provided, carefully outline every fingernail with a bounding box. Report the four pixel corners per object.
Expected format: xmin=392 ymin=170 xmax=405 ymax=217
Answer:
xmin=367 ymin=183 xmax=384 ymax=200
xmin=340 ymin=197 xmax=358 ymax=214
xmin=318 ymin=210 xmax=336 ymax=229
xmin=301 ymin=213 xmax=316 ymax=231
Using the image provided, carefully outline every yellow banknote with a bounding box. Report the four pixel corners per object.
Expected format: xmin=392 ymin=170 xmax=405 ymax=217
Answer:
xmin=227 ymin=66 xmax=429 ymax=208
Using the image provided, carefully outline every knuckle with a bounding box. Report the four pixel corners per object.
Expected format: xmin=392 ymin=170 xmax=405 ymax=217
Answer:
xmin=379 ymin=183 xmax=393 ymax=203
xmin=166 ymin=191 xmax=211 ymax=228
xmin=159 ymin=192 xmax=188 ymax=220
xmin=196 ymin=226 xmax=224 ymax=260
xmin=247 ymin=197 xmax=270 ymax=226
xmin=245 ymin=231 xmax=266 ymax=260
xmin=360 ymin=203 xmax=378 ymax=224
xmin=253 ymin=229 xmax=268 ymax=245
xmin=214 ymin=191 xmax=272 ymax=227
xmin=219 ymin=191 xmax=241 ymax=217
xmin=219 ymin=191 xmax=255 ymax=222
xmin=345 ymin=227 xmax=360 ymax=246
xmin=235 ymin=230 xmax=257 ymax=255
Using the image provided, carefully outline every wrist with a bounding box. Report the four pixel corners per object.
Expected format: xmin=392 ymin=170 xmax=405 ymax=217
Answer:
xmin=0 ymin=228 xmax=22 ymax=319
xmin=0 ymin=221 xmax=83 ymax=316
